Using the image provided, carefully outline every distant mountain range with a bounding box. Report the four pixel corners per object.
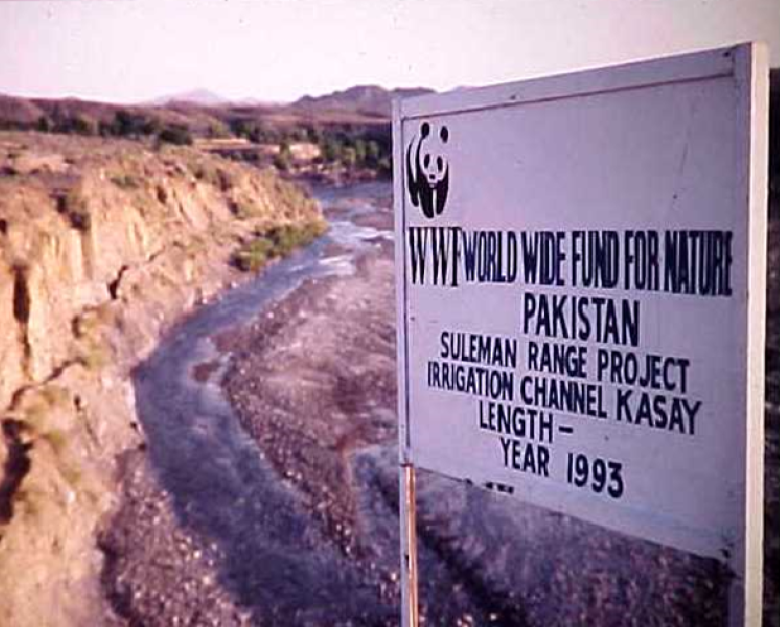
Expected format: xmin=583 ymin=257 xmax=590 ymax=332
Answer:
xmin=148 ymin=88 xmax=231 ymax=107
xmin=149 ymin=84 xmax=434 ymax=116
xmin=292 ymin=85 xmax=434 ymax=117
xmin=0 ymin=84 xmax=436 ymax=136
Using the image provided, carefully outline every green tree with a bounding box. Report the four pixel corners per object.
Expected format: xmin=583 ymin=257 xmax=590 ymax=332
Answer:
xmin=158 ymin=125 xmax=193 ymax=146
xmin=321 ymin=137 xmax=343 ymax=163
xmin=142 ymin=117 xmax=162 ymax=136
xmin=71 ymin=115 xmax=97 ymax=136
xmin=342 ymin=146 xmax=357 ymax=168
xmin=274 ymin=141 xmax=292 ymax=171
xmin=366 ymin=140 xmax=380 ymax=165
xmin=354 ymin=139 xmax=367 ymax=165
xmin=113 ymin=110 xmax=135 ymax=136
xmin=207 ymin=121 xmax=230 ymax=139
xmin=377 ymin=156 xmax=392 ymax=176
xmin=36 ymin=116 xmax=51 ymax=133
xmin=112 ymin=110 xmax=157 ymax=137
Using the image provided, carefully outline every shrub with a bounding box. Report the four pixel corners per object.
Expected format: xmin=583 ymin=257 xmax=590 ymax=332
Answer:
xmin=158 ymin=125 xmax=193 ymax=146
xmin=233 ymin=221 xmax=327 ymax=272
xmin=377 ymin=157 xmax=392 ymax=176
xmin=354 ymin=139 xmax=367 ymax=164
xmin=36 ymin=117 xmax=52 ymax=133
xmin=216 ymin=168 xmax=235 ymax=191
xmin=321 ymin=137 xmax=344 ymax=162
xmin=193 ymin=163 xmax=217 ymax=185
xmin=112 ymin=110 xmax=159 ymax=138
xmin=233 ymin=238 xmax=275 ymax=271
xmin=230 ymin=199 xmax=257 ymax=220
xmin=273 ymin=152 xmax=290 ymax=172
xmin=229 ymin=119 xmax=256 ymax=140
xmin=58 ymin=190 xmax=92 ymax=231
xmin=111 ymin=174 xmax=139 ymax=190
xmin=73 ymin=308 xmax=112 ymax=371
xmin=342 ymin=146 xmax=357 ymax=168
xmin=71 ymin=115 xmax=97 ymax=136
xmin=207 ymin=121 xmax=231 ymax=139
xmin=273 ymin=141 xmax=292 ymax=171
xmin=366 ymin=140 xmax=380 ymax=165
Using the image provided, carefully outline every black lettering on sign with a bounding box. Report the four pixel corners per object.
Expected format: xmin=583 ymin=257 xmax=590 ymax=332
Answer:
xmin=624 ymin=230 xmax=660 ymax=291
xmin=427 ymin=361 xmax=515 ymax=401
xmin=440 ymin=331 xmax=517 ymax=368
xmin=663 ymin=230 xmax=733 ymax=296
xmin=595 ymin=349 xmax=691 ymax=393
xmin=478 ymin=401 xmax=554 ymax=443
xmin=616 ymin=388 xmax=700 ymax=435
xmin=519 ymin=231 xmax=566 ymax=286
xmin=571 ymin=230 xmax=620 ymax=288
xmin=527 ymin=340 xmax=587 ymax=379
xmin=408 ymin=226 xmax=428 ymax=284
xmin=519 ymin=375 xmax=608 ymax=419
xmin=499 ymin=437 xmax=550 ymax=476
xmin=461 ymin=230 xmax=518 ymax=284
xmin=522 ymin=292 xmax=640 ymax=347
xmin=566 ymin=452 xmax=624 ymax=499
xmin=407 ymin=226 xmax=462 ymax=286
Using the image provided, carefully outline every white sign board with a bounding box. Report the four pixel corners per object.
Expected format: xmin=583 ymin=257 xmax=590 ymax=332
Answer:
xmin=394 ymin=44 xmax=767 ymax=622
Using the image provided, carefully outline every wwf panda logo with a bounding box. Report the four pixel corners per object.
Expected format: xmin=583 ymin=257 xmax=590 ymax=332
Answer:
xmin=406 ymin=121 xmax=449 ymax=219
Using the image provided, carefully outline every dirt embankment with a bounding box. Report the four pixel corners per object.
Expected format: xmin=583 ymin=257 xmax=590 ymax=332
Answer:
xmin=0 ymin=131 xmax=324 ymax=627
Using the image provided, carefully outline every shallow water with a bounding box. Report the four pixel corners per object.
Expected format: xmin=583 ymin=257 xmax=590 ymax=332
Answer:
xmin=134 ymin=183 xmax=398 ymax=623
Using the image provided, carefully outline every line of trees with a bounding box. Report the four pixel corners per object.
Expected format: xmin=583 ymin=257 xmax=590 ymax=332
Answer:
xmin=2 ymin=106 xmax=397 ymax=175
xmin=29 ymin=110 xmax=193 ymax=145
xmin=229 ymin=118 xmax=392 ymax=175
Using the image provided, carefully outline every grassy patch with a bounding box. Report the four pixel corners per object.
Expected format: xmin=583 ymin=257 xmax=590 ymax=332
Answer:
xmin=192 ymin=163 xmax=218 ymax=185
xmin=72 ymin=305 xmax=114 ymax=371
xmin=229 ymin=199 xmax=257 ymax=220
xmin=57 ymin=190 xmax=92 ymax=231
xmin=234 ymin=221 xmax=327 ymax=272
xmin=216 ymin=168 xmax=235 ymax=192
xmin=192 ymin=162 xmax=235 ymax=192
xmin=13 ymin=486 xmax=44 ymax=521
xmin=110 ymin=174 xmax=140 ymax=190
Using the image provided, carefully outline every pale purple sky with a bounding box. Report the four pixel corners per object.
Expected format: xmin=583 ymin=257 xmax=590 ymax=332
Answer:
xmin=1 ymin=0 xmax=778 ymax=104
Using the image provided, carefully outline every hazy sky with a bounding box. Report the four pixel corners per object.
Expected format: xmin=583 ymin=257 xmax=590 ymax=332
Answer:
xmin=1 ymin=0 xmax=778 ymax=103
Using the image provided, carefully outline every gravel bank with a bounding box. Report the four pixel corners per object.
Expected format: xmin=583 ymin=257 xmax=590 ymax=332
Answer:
xmin=99 ymin=450 xmax=252 ymax=626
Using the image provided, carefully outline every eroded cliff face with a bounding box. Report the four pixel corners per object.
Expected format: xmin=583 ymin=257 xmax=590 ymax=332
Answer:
xmin=0 ymin=132 xmax=325 ymax=626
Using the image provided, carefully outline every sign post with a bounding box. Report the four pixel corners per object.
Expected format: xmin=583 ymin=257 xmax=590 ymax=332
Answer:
xmin=399 ymin=463 xmax=419 ymax=627
xmin=394 ymin=43 xmax=768 ymax=625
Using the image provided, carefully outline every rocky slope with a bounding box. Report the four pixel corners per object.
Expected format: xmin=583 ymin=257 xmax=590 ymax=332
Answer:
xmin=0 ymin=131 xmax=324 ymax=626
xmin=292 ymin=85 xmax=434 ymax=117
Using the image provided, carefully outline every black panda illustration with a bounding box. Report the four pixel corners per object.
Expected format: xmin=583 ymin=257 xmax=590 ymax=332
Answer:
xmin=406 ymin=121 xmax=449 ymax=219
